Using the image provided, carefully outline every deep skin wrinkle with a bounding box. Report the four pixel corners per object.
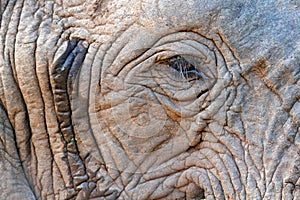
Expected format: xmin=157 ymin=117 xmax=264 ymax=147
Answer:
xmin=0 ymin=0 xmax=299 ymax=199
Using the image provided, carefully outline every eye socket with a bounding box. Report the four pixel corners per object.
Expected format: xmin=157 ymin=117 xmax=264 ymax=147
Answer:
xmin=157 ymin=55 xmax=206 ymax=81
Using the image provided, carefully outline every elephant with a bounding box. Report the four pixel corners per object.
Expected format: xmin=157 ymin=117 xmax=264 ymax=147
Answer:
xmin=0 ymin=0 xmax=300 ymax=199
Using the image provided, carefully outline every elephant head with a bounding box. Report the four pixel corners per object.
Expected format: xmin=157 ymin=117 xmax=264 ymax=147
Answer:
xmin=0 ymin=0 xmax=300 ymax=199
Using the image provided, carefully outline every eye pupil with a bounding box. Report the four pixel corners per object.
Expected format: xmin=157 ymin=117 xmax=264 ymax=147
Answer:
xmin=164 ymin=56 xmax=203 ymax=80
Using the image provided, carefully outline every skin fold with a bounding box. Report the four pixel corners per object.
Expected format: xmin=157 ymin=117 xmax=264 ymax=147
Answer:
xmin=0 ymin=0 xmax=300 ymax=199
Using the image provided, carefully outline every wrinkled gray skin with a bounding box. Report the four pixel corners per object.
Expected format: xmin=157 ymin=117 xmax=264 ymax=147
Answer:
xmin=0 ymin=0 xmax=300 ymax=199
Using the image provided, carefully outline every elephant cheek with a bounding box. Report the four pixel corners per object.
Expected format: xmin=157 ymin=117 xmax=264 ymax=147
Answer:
xmin=128 ymin=98 xmax=158 ymax=128
xmin=104 ymin=87 xmax=179 ymax=161
xmin=111 ymin=93 xmax=168 ymax=139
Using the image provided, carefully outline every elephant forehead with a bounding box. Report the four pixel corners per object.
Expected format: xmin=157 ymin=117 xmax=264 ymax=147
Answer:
xmin=58 ymin=0 xmax=140 ymax=43
xmin=140 ymin=0 xmax=300 ymax=62
xmin=60 ymin=0 xmax=300 ymax=66
xmin=58 ymin=0 xmax=228 ymax=43
xmin=139 ymin=0 xmax=227 ymax=29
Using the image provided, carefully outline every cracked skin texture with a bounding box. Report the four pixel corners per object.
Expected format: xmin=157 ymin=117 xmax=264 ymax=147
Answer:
xmin=0 ymin=0 xmax=300 ymax=199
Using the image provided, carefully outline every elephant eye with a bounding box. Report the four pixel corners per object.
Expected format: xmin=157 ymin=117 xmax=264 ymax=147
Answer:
xmin=157 ymin=55 xmax=205 ymax=81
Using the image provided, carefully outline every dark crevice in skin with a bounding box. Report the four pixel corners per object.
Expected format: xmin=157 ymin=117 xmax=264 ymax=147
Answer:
xmin=67 ymin=41 xmax=89 ymax=97
xmin=197 ymin=88 xmax=209 ymax=99
xmin=51 ymin=39 xmax=89 ymax=194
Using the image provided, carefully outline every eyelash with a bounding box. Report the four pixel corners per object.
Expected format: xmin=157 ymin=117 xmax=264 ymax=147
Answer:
xmin=157 ymin=55 xmax=205 ymax=81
